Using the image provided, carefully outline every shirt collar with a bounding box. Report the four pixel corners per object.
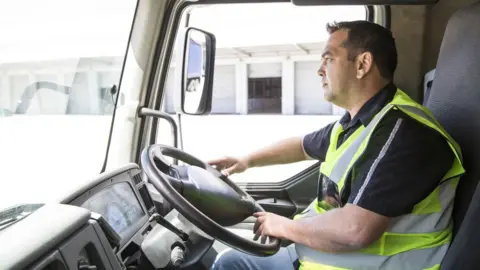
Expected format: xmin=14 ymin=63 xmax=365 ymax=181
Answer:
xmin=339 ymin=82 xmax=397 ymax=130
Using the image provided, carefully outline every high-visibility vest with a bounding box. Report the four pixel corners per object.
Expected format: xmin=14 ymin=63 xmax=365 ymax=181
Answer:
xmin=293 ymin=89 xmax=465 ymax=270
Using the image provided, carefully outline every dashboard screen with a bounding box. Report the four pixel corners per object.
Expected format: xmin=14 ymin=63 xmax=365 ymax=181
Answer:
xmin=82 ymin=182 xmax=145 ymax=236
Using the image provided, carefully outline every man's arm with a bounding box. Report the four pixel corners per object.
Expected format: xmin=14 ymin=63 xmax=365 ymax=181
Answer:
xmin=284 ymin=204 xmax=389 ymax=252
xmin=253 ymin=112 xmax=454 ymax=252
xmin=209 ymin=135 xmax=318 ymax=176
xmin=244 ymin=136 xmax=312 ymax=168
xmin=208 ymin=122 xmax=336 ymax=176
xmin=245 ymin=122 xmax=336 ymax=168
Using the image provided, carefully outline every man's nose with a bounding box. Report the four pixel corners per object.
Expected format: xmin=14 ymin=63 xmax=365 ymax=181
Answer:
xmin=317 ymin=61 xmax=326 ymax=77
xmin=317 ymin=66 xmax=325 ymax=78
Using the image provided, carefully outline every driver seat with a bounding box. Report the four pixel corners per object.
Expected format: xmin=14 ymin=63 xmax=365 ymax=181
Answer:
xmin=425 ymin=1 xmax=480 ymax=269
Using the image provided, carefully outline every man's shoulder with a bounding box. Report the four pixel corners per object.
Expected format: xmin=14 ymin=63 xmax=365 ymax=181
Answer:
xmin=305 ymin=121 xmax=338 ymax=138
xmin=376 ymin=108 xmax=448 ymax=148
xmin=302 ymin=121 xmax=338 ymax=161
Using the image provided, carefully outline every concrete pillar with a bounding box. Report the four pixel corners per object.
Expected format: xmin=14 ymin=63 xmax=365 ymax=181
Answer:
xmin=235 ymin=61 xmax=248 ymax=114
xmin=0 ymin=73 xmax=11 ymax=111
xmin=28 ymin=73 xmax=36 ymax=86
xmin=282 ymin=60 xmax=295 ymax=115
xmin=88 ymin=71 xmax=100 ymax=114
xmin=57 ymin=71 xmax=65 ymax=86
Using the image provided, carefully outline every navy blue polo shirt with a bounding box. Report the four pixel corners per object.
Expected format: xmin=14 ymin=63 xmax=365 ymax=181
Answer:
xmin=302 ymin=83 xmax=454 ymax=217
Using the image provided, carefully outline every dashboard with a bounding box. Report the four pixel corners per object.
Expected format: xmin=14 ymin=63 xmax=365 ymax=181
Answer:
xmin=66 ymin=165 xmax=156 ymax=249
xmin=0 ymin=163 xmax=213 ymax=270
xmin=82 ymin=182 xmax=145 ymax=238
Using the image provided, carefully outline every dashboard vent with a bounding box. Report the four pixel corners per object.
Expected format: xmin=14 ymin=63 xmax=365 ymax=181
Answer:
xmin=133 ymin=173 xmax=143 ymax=186
xmin=138 ymin=184 xmax=155 ymax=214
xmin=133 ymin=172 xmax=156 ymax=215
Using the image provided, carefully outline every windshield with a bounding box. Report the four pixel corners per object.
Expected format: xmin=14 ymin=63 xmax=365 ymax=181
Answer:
xmin=0 ymin=204 xmax=44 ymax=231
xmin=0 ymin=0 xmax=137 ymax=210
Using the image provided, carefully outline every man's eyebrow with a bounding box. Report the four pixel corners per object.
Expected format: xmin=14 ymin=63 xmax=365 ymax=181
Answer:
xmin=321 ymin=50 xmax=332 ymax=58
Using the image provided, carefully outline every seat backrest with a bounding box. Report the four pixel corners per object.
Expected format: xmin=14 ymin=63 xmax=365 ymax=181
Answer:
xmin=425 ymin=1 xmax=480 ymax=269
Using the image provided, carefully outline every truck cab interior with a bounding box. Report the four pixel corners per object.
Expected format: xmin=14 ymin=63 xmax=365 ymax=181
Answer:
xmin=1 ymin=0 xmax=480 ymax=269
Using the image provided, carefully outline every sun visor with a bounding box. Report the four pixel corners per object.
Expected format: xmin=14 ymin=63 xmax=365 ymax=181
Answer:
xmin=292 ymin=0 xmax=438 ymax=5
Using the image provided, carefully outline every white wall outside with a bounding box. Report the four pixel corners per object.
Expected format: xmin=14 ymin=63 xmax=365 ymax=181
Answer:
xmin=163 ymin=67 xmax=175 ymax=113
xmin=294 ymin=61 xmax=331 ymax=115
xmin=282 ymin=60 xmax=295 ymax=115
xmin=248 ymin=63 xmax=282 ymax=78
xmin=211 ymin=65 xmax=236 ymax=114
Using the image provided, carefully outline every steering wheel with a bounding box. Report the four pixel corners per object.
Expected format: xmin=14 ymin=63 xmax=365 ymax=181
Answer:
xmin=140 ymin=144 xmax=281 ymax=256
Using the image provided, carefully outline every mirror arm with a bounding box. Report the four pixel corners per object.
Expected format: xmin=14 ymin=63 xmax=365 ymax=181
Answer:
xmin=138 ymin=107 xmax=180 ymax=164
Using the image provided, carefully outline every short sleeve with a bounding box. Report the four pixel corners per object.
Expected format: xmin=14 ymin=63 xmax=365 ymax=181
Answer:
xmin=302 ymin=122 xmax=335 ymax=161
xmin=346 ymin=111 xmax=454 ymax=217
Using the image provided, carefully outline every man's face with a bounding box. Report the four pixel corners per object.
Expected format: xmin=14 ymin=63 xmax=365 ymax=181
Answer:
xmin=318 ymin=30 xmax=357 ymax=105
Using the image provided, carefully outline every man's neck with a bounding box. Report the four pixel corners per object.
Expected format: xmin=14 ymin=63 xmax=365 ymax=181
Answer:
xmin=347 ymin=80 xmax=390 ymax=119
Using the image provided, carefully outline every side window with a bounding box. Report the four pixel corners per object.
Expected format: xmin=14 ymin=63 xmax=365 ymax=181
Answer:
xmin=159 ymin=3 xmax=366 ymax=183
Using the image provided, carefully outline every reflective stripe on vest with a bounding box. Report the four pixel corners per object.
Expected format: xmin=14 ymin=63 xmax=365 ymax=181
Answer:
xmin=294 ymin=89 xmax=465 ymax=270
xmin=297 ymin=243 xmax=448 ymax=270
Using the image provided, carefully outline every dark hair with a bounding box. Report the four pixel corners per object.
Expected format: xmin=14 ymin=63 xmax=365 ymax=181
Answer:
xmin=326 ymin=21 xmax=397 ymax=80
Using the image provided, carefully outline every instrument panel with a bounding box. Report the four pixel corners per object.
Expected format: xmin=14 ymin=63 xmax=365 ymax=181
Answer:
xmin=64 ymin=164 xmax=157 ymax=250
xmin=81 ymin=182 xmax=145 ymax=238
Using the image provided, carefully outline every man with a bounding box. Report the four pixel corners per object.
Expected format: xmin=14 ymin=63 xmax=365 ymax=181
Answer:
xmin=209 ymin=20 xmax=464 ymax=270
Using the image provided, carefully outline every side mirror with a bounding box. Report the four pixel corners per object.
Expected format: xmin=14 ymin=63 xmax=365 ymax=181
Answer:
xmin=175 ymin=27 xmax=216 ymax=115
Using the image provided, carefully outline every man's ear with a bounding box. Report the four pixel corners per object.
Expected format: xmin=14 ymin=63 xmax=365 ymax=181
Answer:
xmin=355 ymin=52 xmax=373 ymax=79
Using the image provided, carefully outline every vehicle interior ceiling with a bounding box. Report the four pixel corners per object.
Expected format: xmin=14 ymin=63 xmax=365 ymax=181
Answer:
xmin=4 ymin=0 xmax=480 ymax=269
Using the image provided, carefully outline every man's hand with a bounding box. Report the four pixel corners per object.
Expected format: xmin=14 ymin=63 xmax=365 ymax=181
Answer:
xmin=208 ymin=156 xmax=249 ymax=176
xmin=253 ymin=212 xmax=293 ymax=243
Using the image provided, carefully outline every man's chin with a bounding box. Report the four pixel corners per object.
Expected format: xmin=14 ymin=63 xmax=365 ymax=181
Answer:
xmin=323 ymin=93 xmax=334 ymax=102
xmin=322 ymin=87 xmax=332 ymax=100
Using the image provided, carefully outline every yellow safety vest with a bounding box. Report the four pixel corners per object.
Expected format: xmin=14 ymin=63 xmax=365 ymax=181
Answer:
xmin=293 ymin=89 xmax=465 ymax=270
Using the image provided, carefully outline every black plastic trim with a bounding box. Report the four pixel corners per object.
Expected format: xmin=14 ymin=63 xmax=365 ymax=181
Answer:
xmin=366 ymin=5 xmax=374 ymax=21
xmin=384 ymin=5 xmax=391 ymax=29
xmin=28 ymin=250 xmax=67 ymax=270
xmin=60 ymin=163 xmax=140 ymax=204
xmin=257 ymin=198 xmax=296 ymax=217
xmin=237 ymin=162 xmax=320 ymax=191
xmin=58 ymin=224 xmax=112 ymax=269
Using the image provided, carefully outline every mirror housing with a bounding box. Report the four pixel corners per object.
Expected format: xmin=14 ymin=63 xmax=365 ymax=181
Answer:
xmin=175 ymin=27 xmax=216 ymax=115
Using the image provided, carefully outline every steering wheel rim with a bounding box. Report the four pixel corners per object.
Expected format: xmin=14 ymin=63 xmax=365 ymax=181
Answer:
xmin=140 ymin=144 xmax=281 ymax=256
